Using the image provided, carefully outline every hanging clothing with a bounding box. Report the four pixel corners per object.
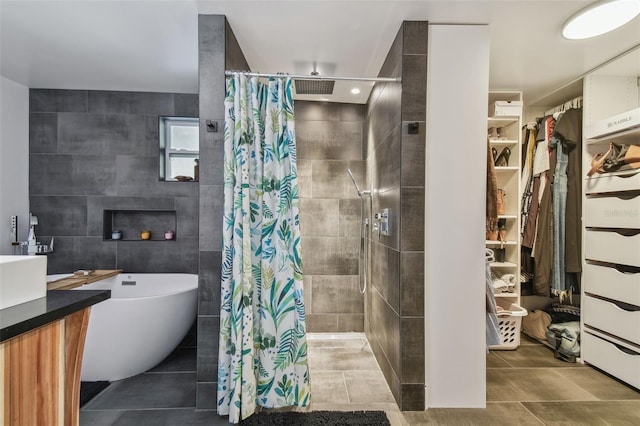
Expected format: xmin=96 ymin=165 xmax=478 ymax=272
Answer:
xmin=218 ymin=75 xmax=310 ymax=423
xmin=520 ymin=127 xmax=533 ymax=234
xmin=486 ymin=138 xmax=499 ymax=234
xmin=522 ymin=177 xmax=541 ymax=249
xmin=550 ymin=116 xmax=568 ymax=295
xmin=533 ymin=116 xmax=557 ymax=296
xmin=521 ymin=127 xmax=539 ymax=248
xmin=553 ymin=108 xmax=583 ymax=274
xmin=522 ymin=107 xmax=583 ymax=299
xmin=531 ymin=116 xmax=555 ymax=258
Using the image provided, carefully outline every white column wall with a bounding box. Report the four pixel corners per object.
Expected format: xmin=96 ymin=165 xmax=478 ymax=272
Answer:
xmin=424 ymin=25 xmax=490 ymax=408
xmin=0 ymin=76 xmax=29 ymax=254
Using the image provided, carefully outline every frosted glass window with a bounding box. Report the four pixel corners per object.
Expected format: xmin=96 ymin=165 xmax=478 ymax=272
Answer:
xmin=170 ymin=125 xmax=199 ymax=151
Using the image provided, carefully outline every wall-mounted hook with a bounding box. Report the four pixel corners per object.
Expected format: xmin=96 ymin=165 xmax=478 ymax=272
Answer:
xmin=206 ymin=120 xmax=218 ymax=132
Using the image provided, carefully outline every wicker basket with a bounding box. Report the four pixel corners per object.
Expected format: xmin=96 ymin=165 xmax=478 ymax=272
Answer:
xmin=489 ymin=302 xmax=527 ymax=350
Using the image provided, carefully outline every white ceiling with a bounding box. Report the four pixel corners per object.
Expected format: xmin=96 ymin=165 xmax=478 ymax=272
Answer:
xmin=1 ymin=0 xmax=639 ymax=105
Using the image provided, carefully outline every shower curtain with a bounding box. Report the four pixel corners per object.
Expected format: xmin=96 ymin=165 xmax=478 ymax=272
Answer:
xmin=217 ymin=74 xmax=310 ymax=423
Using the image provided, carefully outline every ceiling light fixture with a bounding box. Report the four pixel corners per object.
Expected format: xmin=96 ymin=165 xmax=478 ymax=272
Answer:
xmin=562 ymin=0 xmax=640 ymax=40
xmin=351 ymin=88 xmax=361 ymax=94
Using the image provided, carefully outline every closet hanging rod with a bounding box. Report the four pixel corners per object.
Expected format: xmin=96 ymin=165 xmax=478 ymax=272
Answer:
xmin=225 ymin=70 xmax=400 ymax=83
xmin=545 ymin=95 xmax=583 ymax=116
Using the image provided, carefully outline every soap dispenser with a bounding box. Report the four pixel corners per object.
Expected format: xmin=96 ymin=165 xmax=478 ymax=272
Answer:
xmin=27 ymin=213 xmax=38 ymax=255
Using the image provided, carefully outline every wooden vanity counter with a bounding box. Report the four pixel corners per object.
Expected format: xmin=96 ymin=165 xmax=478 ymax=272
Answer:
xmin=47 ymin=269 xmax=122 ymax=290
xmin=1 ymin=289 xmax=110 ymax=426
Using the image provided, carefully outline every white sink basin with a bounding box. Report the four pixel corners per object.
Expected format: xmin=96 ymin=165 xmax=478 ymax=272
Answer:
xmin=0 ymin=255 xmax=47 ymax=310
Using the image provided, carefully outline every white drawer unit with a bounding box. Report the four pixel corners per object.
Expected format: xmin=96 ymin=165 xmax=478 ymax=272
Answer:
xmin=585 ymin=170 xmax=640 ymax=195
xmin=584 ymin=193 xmax=640 ymax=229
xmin=583 ymin=295 xmax=640 ymax=346
xmin=583 ymin=331 xmax=640 ymax=390
xmin=582 ymin=51 xmax=640 ymax=392
xmin=584 ymin=262 xmax=640 ymax=307
xmin=584 ymin=229 xmax=640 ymax=267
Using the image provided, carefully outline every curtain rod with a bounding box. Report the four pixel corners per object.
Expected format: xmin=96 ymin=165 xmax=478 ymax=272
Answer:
xmin=225 ymin=70 xmax=400 ymax=83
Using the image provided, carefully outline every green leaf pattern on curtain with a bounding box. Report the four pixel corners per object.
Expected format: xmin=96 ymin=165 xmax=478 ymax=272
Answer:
xmin=218 ymin=74 xmax=310 ymax=423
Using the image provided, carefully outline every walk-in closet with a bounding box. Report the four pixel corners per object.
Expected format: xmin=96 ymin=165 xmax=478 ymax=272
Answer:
xmin=486 ymin=45 xmax=640 ymax=393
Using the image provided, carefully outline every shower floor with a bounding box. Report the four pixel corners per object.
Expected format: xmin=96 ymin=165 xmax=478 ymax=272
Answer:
xmin=306 ymin=332 xmax=404 ymax=423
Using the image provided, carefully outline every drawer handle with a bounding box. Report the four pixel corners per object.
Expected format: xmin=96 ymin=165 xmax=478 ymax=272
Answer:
xmin=614 ymin=342 xmax=640 ymax=356
xmin=616 ymin=171 xmax=640 ymax=179
xmin=586 ymin=228 xmax=640 ymax=237
xmin=614 ymin=264 xmax=640 ymax=275
xmin=609 ymin=299 xmax=639 ymax=312
xmin=586 ymin=260 xmax=640 ymax=275
xmin=613 ymin=193 xmax=640 ymax=201
xmin=588 ymin=294 xmax=640 ymax=312
xmin=588 ymin=331 xmax=640 ymax=355
xmin=615 ymin=229 xmax=640 ymax=237
xmin=586 ymin=192 xmax=640 ymax=201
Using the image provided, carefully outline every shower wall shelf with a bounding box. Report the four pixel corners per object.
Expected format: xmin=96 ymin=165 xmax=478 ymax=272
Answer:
xmin=103 ymin=210 xmax=177 ymax=241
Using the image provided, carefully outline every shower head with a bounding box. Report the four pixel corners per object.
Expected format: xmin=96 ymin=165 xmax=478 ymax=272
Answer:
xmin=347 ymin=169 xmax=370 ymax=197
xmin=294 ymin=69 xmax=335 ymax=95
xmin=294 ymin=79 xmax=335 ymax=95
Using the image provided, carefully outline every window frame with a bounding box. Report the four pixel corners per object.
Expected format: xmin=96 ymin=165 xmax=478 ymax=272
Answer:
xmin=159 ymin=116 xmax=199 ymax=181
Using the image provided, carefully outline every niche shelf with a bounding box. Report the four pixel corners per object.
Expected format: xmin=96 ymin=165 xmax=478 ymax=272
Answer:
xmin=103 ymin=210 xmax=177 ymax=241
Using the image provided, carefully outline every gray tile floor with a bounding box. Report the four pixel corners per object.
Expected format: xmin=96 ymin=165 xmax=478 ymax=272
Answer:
xmin=404 ymin=334 xmax=640 ymax=425
xmin=80 ymin=333 xmax=640 ymax=425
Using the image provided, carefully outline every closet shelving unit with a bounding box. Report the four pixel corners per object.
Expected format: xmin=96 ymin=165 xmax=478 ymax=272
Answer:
xmin=581 ymin=49 xmax=640 ymax=389
xmin=487 ymin=91 xmax=525 ymax=349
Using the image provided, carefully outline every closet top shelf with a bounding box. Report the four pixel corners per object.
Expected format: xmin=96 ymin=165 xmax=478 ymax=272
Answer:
xmin=488 ymin=91 xmax=522 ymax=105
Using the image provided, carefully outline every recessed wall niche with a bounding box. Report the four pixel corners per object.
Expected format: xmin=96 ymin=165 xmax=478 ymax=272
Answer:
xmin=103 ymin=210 xmax=177 ymax=241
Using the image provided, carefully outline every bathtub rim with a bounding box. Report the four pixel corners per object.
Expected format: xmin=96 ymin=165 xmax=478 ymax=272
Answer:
xmin=47 ymin=273 xmax=198 ymax=299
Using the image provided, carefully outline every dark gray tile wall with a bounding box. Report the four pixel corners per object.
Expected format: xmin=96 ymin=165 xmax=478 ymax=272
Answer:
xmin=29 ymin=89 xmax=199 ymax=275
xmin=364 ymin=21 xmax=427 ymax=411
xmin=296 ymin=101 xmax=366 ymax=333
xmin=196 ymin=15 xmax=248 ymax=410
xmin=398 ymin=22 xmax=427 ymax=412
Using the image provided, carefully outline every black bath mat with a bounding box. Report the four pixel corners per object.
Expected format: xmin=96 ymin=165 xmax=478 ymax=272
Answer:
xmin=80 ymin=381 xmax=110 ymax=407
xmin=239 ymin=410 xmax=390 ymax=425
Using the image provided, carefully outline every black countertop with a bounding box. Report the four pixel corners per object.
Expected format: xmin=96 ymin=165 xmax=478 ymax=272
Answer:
xmin=0 ymin=289 xmax=111 ymax=342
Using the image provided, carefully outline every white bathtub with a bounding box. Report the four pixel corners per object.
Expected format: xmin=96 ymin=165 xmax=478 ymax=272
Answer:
xmin=48 ymin=273 xmax=197 ymax=381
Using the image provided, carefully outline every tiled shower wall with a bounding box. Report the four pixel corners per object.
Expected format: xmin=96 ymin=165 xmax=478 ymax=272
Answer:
xmin=196 ymin=15 xmax=249 ymax=409
xmin=365 ymin=21 xmax=427 ymax=411
xmin=28 ymin=89 xmax=199 ymax=274
xmin=296 ymin=101 xmax=366 ymax=332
